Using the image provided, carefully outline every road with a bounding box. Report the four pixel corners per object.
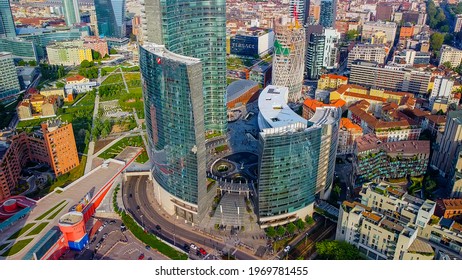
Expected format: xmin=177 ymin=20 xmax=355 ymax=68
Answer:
xmin=123 ymin=176 xmax=258 ymax=260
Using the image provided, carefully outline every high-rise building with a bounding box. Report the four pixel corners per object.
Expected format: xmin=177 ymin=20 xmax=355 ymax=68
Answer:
xmin=323 ymin=28 xmax=340 ymax=69
xmin=455 ymin=15 xmax=462 ymax=33
xmin=0 ymin=0 xmax=15 ymax=38
xmin=432 ymin=111 xmax=462 ymax=177
xmin=289 ymin=0 xmax=310 ymax=26
xmin=142 ymin=0 xmax=227 ymax=134
xmin=94 ymin=0 xmax=126 ymax=38
xmin=347 ymin=44 xmax=388 ymax=68
xmin=257 ymin=85 xmax=341 ymax=228
xmin=319 ymin=0 xmax=336 ymax=28
xmin=305 ymin=31 xmax=325 ymax=80
xmin=140 ymin=43 xmax=209 ymax=223
xmin=0 ymin=52 xmax=20 ymax=99
xmin=63 ymin=0 xmax=81 ymax=26
xmin=272 ymin=17 xmax=306 ymax=102
xmin=439 ymin=45 xmax=462 ymax=68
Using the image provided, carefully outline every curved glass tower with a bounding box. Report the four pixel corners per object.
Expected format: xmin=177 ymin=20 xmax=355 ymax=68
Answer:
xmin=140 ymin=43 xmax=210 ymax=222
xmin=0 ymin=0 xmax=15 ymax=38
xmin=143 ymin=0 xmax=227 ymax=134
xmin=94 ymin=0 xmax=126 ymax=38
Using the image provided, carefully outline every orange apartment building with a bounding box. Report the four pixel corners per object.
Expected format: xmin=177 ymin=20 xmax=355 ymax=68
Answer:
xmin=436 ymin=199 xmax=462 ymax=220
xmin=83 ymin=36 xmax=109 ymax=57
xmin=0 ymin=120 xmax=79 ymax=200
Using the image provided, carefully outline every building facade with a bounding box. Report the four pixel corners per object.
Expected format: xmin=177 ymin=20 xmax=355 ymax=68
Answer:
xmin=140 ymin=43 xmax=209 ymax=224
xmin=305 ymin=32 xmax=325 ymax=80
xmin=347 ymin=44 xmax=388 ymax=68
xmin=46 ymin=41 xmax=93 ymax=66
xmin=0 ymin=52 xmax=20 ymax=99
xmin=361 ymin=21 xmax=397 ymax=44
xmin=257 ymin=85 xmax=341 ymax=228
xmin=317 ymin=74 xmax=348 ymax=90
xmin=323 ymin=28 xmax=340 ymax=69
xmin=338 ymin=118 xmax=363 ymax=155
xmin=94 ymin=0 xmax=126 ymax=38
xmin=289 ymin=0 xmax=310 ymax=25
xmin=272 ymin=17 xmax=306 ymax=102
xmin=319 ymin=0 xmax=336 ymax=28
xmin=142 ymin=0 xmax=227 ymax=134
xmin=439 ymin=45 xmax=462 ymax=68
xmin=0 ymin=0 xmax=15 ymax=38
xmin=63 ymin=0 xmax=81 ymax=26
xmin=455 ymin=15 xmax=462 ymax=33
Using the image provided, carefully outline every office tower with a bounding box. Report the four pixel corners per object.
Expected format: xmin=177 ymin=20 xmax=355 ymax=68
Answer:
xmin=140 ymin=43 xmax=209 ymax=223
xmin=142 ymin=0 xmax=227 ymax=134
xmin=0 ymin=0 xmax=15 ymax=38
xmin=432 ymin=111 xmax=462 ymax=177
xmin=319 ymin=0 xmax=336 ymax=28
xmin=290 ymin=0 xmax=310 ymax=26
xmin=306 ymin=31 xmax=325 ymax=80
xmin=0 ymin=52 xmax=20 ymax=99
xmin=323 ymin=28 xmax=340 ymax=69
xmin=272 ymin=17 xmax=306 ymax=102
xmin=94 ymin=0 xmax=126 ymax=38
xmin=257 ymin=86 xmax=341 ymax=227
xmin=63 ymin=0 xmax=81 ymax=26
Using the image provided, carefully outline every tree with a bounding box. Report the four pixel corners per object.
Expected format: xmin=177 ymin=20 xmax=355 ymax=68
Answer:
xmin=442 ymin=61 xmax=453 ymax=69
xmin=305 ymin=215 xmax=314 ymax=225
xmin=295 ymin=219 xmax=305 ymax=231
xmin=92 ymin=50 xmax=101 ymax=60
xmin=29 ymin=60 xmax=37 ymax=66
xmin=345 ymin=30 xmax=358 ymax=41
xmin=430 ymin=32 xmax=445 ymax=51
xmin=109 ymin=48 xmax=118 ymax=55
xmin=57 ymin=65 xmax=65 ymax=78
xmin=104 ymin=53 xmax=110 ymax=58
xmin=56 ymin=82 xmax=65 ymax=88
xmin=286 ymin=223 xmax=296 ymax=235
xmin=316 ymin=240 xmax=363 ymax=260
xmin=17 ymin=60 xmax=26 ymax=66
xmin=276 ymin=226 xmax=286 ymax=237
xmin=266 ymin=226 xmax=276 ymax=239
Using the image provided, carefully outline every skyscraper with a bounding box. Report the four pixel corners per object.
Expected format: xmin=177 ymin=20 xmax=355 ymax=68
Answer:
xmin=0 ymin=0 xmax=15 ymax=38
xmin=306 ymin=31 xmax=325 ymax=80
xmin=289 ymin=0 xmax=310 ymax=26
xmin=0 ymin=52 xmax=20 ymax=99
xmin=94 ymin=0 xmax=126 ymax=38
xmin=142 ymin=0 xmax=227 ymax=134
xmin=272 ymin=17 xmax=306 ymax=102
xmin=319 ymin=0 xmax=336 ymax=28
xmin=140 ymin=43 xmax=209 ymax=223
xmin=63 ymin=0 xmax=81 ymax=26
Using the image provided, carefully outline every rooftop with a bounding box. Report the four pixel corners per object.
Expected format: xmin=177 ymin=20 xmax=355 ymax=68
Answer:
xmin=340 ymin=118 xmax=362 ymax=132
xmin=66 ymin=75 xmax=86 ymax=82
xmin=58 ymin=211 xmax=83 ymax=226
xmin=441 ymin=198 xmax=462 ymax=210
xmin=227 ymin=79 xmax=258 ymax=102
xmin=141 ymin=43 xmax=201 ymax=65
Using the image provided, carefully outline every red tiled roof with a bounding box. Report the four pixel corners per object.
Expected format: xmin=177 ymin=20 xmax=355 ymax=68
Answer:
xmin=66 ymin=75 xmax=86 ymax=82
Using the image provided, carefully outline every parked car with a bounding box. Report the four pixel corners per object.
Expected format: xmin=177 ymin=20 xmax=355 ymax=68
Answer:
xmin=138 ymin=253 xmax=145 ymax=260
xmin=155 ymin=225 xmax=161 ymax=231
xmin=284 ymin=246 xmax=291 ymax=253
xmin=190 ymin=243 xmax=198 ymax=251
xmin=199 ymin=248 xmax=207 ymax=256
xmin=183 ymin=244 xmax=190 ymax=252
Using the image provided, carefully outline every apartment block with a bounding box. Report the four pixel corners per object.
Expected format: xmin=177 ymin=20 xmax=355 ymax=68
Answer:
xmin=347 ymin=44 xmax=388 ymax=68
xmin=83 ymin=36 xmax=108 ymax=57
xmin=46 ymin=40 xmax=93 ymax=66
xmin=338 ymin=118 xmax=363 ymax=155
xmin=361 ymin=21 xmax=397 ymax=44
xmin=317 ymin=74 xmax=348 ymax=90
xmin=439 ymin=45 xmax=462 ymax=68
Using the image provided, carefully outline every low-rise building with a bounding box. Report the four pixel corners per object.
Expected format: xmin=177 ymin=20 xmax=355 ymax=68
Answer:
xmin=347 ymin=44 xmax=388 ymax=68
xmin=354 ymin=134 xmax=430 ymax=184
xmin=302 ymin=98 xmax=345 ymax=120
xmin=83 ymin=36 xmax=108 ymax=57
xmin=46 ymin=40 xmax=93 ymax=66
xmin=65 ymin=74 xmax=98 ymax=94
xmin=439 ymin=45 xmax=462 ymax=68
xmin=317 ymin=74 xmax=348 ymax=90
xmin=338 ymin=118 xmax=363 ymax=155
xmin=436 ymin=199 xmax=462 ymax=220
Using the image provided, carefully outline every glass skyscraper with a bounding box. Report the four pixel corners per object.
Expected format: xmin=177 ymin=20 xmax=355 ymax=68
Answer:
xmin=257 ymin=85 xmax=341 ymax=227
xmin=143 ymin=0 xmax=227 ymax=134
xmin=320 ymin=0 xmax=336 ymax=28
xmin=63 ymin=0 xmax=81 ymax=26
xmin=94 ymin=0 xmax=126 ymax=38
xmin=306 ymin=31 xmax=325 ymax=80
xmin=0 ymin=0 xmax=15 ymax=38
xmin=140 ymin=43 xmax=210 ymax=223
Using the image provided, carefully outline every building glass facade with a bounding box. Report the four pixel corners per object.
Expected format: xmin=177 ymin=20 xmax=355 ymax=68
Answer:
xmin=140 ymin=43 xmax=209 ymax=222
xmin=0 ymin=52 xmax=20 ymax=99
xmin=0 ymin=38 xmax=37 ymax=61
xmin=143 ymin=0 xmax=227 ymax=134
xmin=320 ymin=0 xmax=336 ymax=28
xmin=63 ymin=0 xmax=81 ymax=26
xmin=306 ymin=32 xmax=325 ymax=80
xmin=0 ymin=0 xmax=15 ymax=38
xmin=94 ymin=0 xmax=126 ymax=38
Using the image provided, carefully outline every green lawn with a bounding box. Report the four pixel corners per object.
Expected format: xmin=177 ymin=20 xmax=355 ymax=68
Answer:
xmin=136 ymin=150 xmax=149 ymax=164
xmin=36 ymin=200 xmax=67 ymax=220
xmin=6 ymin=223 xmax=36 ymax=240
xmin=121 ymin=66 xmax=140 ymax=72
xmin=17 ymin=117 xmax=53 ymax=133
xmin=128 ymin=87 xmax=143 ymax=95
xmin=124 ymin=72 xmax=141 ymax=82
xmin=102 ymin=73 xmax=123 ymax=85
xmin=1 ymin=238 xmax=33 ymax=257
xmin=102 ymin=66 xmax=118 ymax=73
xmin=48 ymin=203 xmax=69 ymax=219
xmin=47 ymin=156 xmax=86 ymax=193
xmin=99 ymin=135 xmax=145 ymax=160
xmin=26 ymin=222 xmax=49 ymax=236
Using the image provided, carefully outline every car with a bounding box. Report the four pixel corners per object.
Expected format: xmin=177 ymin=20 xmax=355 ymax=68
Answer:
xmin=95 ymin=243 xmax=101 ymax=250
xmin=109 ymin=220 xmax=116 ymax=225
xmin=190 ymin=243 xmax=198 ymax=250
xmin=138 ymin=253 xmax=145 ymax=260
xmin=136 ymin=205 xmax=141 ymax=210
xmin=145 ymin=245 xmax=151 ymax=250
xmin=97 ymin=226 xmax=104 ymax=232
xmin=199 ymin=248 xmax=207 ymax=256
xmin=102 ymin=233 xmax=108 ymax=239
xmin=120 ymin=223 xmax=126 ymax=230
xmin=284 ymin=246 xmax=291 ymax=253
xmin=155 ymin=225 xmax=161 ymax=231
xmin=183 ymin=244 xmax=190 ymax=252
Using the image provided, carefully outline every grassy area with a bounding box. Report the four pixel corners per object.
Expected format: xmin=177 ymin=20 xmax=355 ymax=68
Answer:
xmin=135 ymin=150 xmax=149 ymax=164
xmin=206 ymin=131 xmax=222 ymax=139
xmin=215 ymin=144 xmax=229 ymax=153
xmin=124 ymin=72 xmax=141 ymax=82
xmin=17 ymin=117 xmax=53 ymax=133
xmin=99 ymin=136 xmax=145 ymax=160
xmin=102 ymin=66 xmax=118 ymax=73
xmin=36 ymin=200 xmax=67 ymax=220
xmin=119 ymin=88 xmax=144 ymax=118
xmin=48 ymin=156 xmax=86 ymax=191
xmin=26 ymin=222 xmax=49 ymax=236
xmin=0 ymin=238 xmax=33 ymax=257
xmin=6 ymin=223 xmax=36 ymax=240
xmin=121 ymin=66 xmax=140 ymax=72
xmin=102 ymin=73 xmax=123 ymax=85
xmin=48 ymin=203 xmax=69 ymax=219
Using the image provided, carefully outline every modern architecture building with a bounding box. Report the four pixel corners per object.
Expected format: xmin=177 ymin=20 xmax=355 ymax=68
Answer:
xmin=0 ymin=52 xmax=20 ymax=99
xmin=319 ymin=0 xmax=336 ymax=28
xmin=354 ymin=134 xmax=430 ymax=185
xmin=347 ymin=44 xmax=388 ymax=68
xmin=140 ymin=43 xmax=209 ymax=224
xmin=94 ymin=0 xmax=126 ymax=38
xmin=349 ymin=61 xmax=432 ymax=95
xmin=429 ymin=76 xmax=455 ymax=109
xmin=305 ymin=30 xmax=325 ymax=80
xmin=0 ymin=37 xmax=37 ymax=61
xmin=257 ymin=85 xmax=341 ymax=227
xmin=323 ymin=28 xmax=340 ymax=69
xmin=289 ymin=0 xmax=310 ymax=25
xmin=226 ymin=80 xmax=259 ymax=109
xmin=0 ymin=0 xmax=15 ymax=38
xmin=392 ymin=49 xmax=431 ymax=66
xmin=432 ymin=110 xmax=462 ymax=177
xmin=439 ymin=45 xmax=462 ymax=68
xmin=142 ymin=0 xmax=227 ymax=134
xmin=46 ymin=40 xmax=93 ymax=66
xmin=229 ymin=29 xmax=274 ymax=57
xmin=336 ymin=182 xmax=436 ymax=260
xmin=272 ymin=17 xmax=306 ymax=102
xmin=63 ymin=0 xmax=81 ymax=26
